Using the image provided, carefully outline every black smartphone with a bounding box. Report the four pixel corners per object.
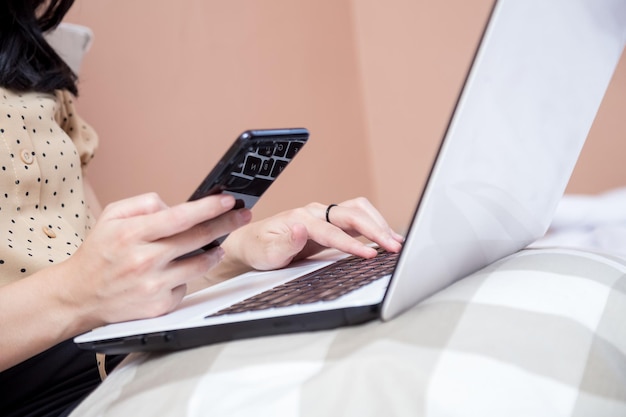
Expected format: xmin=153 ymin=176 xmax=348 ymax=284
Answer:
xmin=183 ymin=128 xmax=309 ymax=257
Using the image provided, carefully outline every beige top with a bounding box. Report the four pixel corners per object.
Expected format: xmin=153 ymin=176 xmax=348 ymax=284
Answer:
xmin=0 ymin=87 xmax=98 ymax=286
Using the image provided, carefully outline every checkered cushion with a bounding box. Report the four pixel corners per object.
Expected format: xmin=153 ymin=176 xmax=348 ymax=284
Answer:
xmin=70 ymin=247 xmax=626 ymax=416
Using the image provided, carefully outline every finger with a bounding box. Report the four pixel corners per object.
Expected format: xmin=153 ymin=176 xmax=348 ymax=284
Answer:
xmin=101 ymin=192 xmax=169 ymax=220
xmin=322 ymin=198 xmax=400 ymax=241
xmin=338 ymin=198 xmax=389 ymax=230
xmin=139 ymin=194 xmax=238 ymax=242
xmin=129 ymin=248 xmax=225 ymax=312
xmin=304 ymin=219 xmax=380 ymax=258
xmin=323 ymin=198 xmax=390 ymax=235
xmin=166 ymin=246 xmax=226 ymax=288
xmin=169 ymin=284 xmax=188 ymax=310
xmin=149 ymin=283 xmax=188 ymax=316
xmin=343 ymin=198 xmax=404 ymax=243
xmin=148 ymin=283 xmax=189 ymax=318
xmin=161 ymin=208 xmax=252 ymax=261
xmin=324 ymin=205 xmax=402 ymax=253
xmin=254 ymin=222 xmax=310 ymax=270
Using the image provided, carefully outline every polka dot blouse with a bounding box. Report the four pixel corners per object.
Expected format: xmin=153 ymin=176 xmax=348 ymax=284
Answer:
xmin=0 ymin=87 xmax=98 ymax=287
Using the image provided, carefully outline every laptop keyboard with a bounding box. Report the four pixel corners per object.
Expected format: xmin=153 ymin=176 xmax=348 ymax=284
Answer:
xmin=209 ymin=247 xmax=398 ymax=317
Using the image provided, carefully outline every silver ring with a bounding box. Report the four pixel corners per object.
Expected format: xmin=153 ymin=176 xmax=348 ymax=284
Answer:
xmin=325 ymin=204 xmax=338 ymax=224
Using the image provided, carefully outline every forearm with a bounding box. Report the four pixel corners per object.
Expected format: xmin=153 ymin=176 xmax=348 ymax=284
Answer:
xmin=0 ymin=262 xmax=97 ymax=372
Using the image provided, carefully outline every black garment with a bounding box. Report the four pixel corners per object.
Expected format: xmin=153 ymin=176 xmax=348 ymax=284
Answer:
xmin=0 ymin=340 xmax=124 ymax=417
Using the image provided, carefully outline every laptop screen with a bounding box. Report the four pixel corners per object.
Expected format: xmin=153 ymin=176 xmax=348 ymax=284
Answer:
xmin=382 ymin=0 xmax=626 ymax=320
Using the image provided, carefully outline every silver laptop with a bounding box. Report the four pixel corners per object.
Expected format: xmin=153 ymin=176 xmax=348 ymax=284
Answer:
xmin=75 ymin=0 xmax=626 ymax=354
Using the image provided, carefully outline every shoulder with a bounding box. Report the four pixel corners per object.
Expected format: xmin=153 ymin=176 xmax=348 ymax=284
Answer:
xmin=54 ymin=89 xmax=99 ymax=166
xmin=0 ymin=86 xmax=99 ymax=166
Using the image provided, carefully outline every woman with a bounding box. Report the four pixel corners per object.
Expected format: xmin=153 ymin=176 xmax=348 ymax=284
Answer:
xmin=0 ymin=0 xmax=403 ymax=415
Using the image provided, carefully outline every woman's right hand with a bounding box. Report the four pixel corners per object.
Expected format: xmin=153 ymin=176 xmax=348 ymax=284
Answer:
xmin=0 ymin=192 xmax=251 ymax=371
xmin=60 ymin=192 xmax=251 ymax=328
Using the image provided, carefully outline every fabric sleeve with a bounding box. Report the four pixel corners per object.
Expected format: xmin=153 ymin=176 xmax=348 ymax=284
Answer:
xmin=54 ymin=89 xmax=99 ymax=167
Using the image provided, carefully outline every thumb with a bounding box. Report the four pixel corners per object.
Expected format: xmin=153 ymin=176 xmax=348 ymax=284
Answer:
xmin=253 ymin=223 xmax=309 ymax=270
xmin=101 ymin=193 xmax=168 ymax=221
xmin=285 ymin=223 xmax=309 ymax=255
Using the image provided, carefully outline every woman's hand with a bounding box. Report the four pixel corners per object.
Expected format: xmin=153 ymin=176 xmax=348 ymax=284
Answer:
xmin=221 ymin=197 xmax=403 ymax=271
xmin=60 ymin=192 xmax=251 ymax=327
xmin=0 ymin=192 xmax=253 ymax=370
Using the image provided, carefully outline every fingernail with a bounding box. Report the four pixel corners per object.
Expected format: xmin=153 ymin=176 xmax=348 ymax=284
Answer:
xmin=387 ymin=236 xmax=402 ymax=250
xmin=238 ymin=208 xmax=252 ymax=223
xmin=214 ymin=246 xmax=225 ymax=260
xmin=392 ymin=230 xmax=405 ymax=242
xmin=221 ymin=195 xmax=234 ymax=207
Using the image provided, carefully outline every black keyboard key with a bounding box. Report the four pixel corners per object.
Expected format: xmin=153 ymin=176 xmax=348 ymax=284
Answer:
xmin=270 ymin=159 xmax=288 ymax=178
xmin=243 ymin=155 xmax=263 ymax=176
xmin=258 ymin=145 xmax=274 ymax=157
xmin=274 ymin=141 xmax=289 ymax=157
xmin=285 ymin=141 xmax=304 ymax=158
xmin=260 ymin=158 xmax=274 ymax=176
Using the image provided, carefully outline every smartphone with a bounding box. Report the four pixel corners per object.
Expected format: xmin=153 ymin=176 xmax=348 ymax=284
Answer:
xmin=183 ymin=128 xmax=309 ymax=256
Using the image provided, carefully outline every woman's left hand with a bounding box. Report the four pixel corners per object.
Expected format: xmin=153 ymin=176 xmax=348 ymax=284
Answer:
xmin=221 ymin=197 xmax=404 ymax=271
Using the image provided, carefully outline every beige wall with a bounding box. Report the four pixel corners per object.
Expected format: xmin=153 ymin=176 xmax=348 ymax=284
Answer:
xmin=66 ymin=0 xmax=626 ymax=232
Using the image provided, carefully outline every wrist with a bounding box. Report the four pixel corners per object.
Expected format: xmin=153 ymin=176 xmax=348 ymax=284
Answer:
xmin=0 ymin=262 xmax=100 ymax=370
xmin=48 ymin=258 xmax=105 ymax=337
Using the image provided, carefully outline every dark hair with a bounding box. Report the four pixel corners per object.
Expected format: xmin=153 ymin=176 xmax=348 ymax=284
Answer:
xmin=0 ymin=0 xmax=78 ymax=95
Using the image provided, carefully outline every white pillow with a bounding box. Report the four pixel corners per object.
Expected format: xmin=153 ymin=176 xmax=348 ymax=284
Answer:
xmin=44 ymin=22 xmax=93 ymax=75
xmin=70 ymin=247 xmax=626 ymax=417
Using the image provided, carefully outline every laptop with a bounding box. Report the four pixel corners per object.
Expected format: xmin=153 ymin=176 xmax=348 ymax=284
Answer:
xmin=75 ymin=0 xmax=626 ymax=354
